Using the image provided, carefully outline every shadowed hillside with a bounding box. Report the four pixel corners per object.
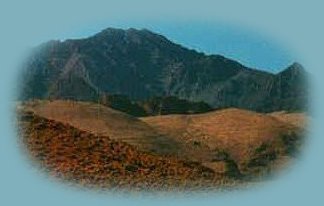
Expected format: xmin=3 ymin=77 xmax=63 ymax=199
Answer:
xmin=99 ymin=94 xmax=213 ymax=117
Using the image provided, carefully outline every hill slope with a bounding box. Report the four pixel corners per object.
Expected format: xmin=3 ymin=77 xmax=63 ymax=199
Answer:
xmin=20 ymin=100 xmax=304 ymax=178
xmin=141 ymin=108 xmax=304 ymax=175
xmin=18 ymin=111 xmax=235 ymax=190
xmin=19 ymin=28 xmax=307 ymax=112
xmin=21 ymin=100 xmax=183 ymax=155
xmin=269 ymin=111 xmax=307 ymax=129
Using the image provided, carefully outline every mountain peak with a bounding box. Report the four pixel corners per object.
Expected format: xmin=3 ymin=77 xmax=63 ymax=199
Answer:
xmin=288 ymin=62 xmax=304 ymax=70
xmin=278 ymin=62 xmax=305 ymax=76
xmin=96 ymin=27 xmax=154 ymax=37
xmin=90 ymin=27 xmax=169 ymax=45
xmin=95 ymin=27 xmax=126 ymax=37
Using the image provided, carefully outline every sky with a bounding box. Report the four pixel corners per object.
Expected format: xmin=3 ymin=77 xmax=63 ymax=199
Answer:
xmin=40 ymin=21 xmax=295 ymax=73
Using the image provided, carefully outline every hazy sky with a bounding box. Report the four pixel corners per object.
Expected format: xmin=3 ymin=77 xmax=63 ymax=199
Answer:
xmin=54 ymin=21 xmax=295 ymax=73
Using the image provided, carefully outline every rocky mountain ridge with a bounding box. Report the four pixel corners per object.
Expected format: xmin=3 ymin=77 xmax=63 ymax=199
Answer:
xmin=19 ymin=28 xmax=308 ymax=112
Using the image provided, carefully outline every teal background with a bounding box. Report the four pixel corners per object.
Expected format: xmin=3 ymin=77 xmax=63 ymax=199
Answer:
xmin=0 ymin=0 xmax=323 ymax=205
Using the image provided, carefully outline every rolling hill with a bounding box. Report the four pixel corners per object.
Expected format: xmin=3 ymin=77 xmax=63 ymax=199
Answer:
xmin=141 ymin=108 xmax=304 ymax=175
xmin=18 ymin=100 xmax=305 ymax=179
xmin=18 ymin=110 xmax=233 ymax=191
xmin=21 ymin=100 xmax=183 ymax=156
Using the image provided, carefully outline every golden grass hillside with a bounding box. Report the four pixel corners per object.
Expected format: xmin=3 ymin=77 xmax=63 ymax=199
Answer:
xmin=18 ymin=100 xmax=306 ymax=183
xmin=21 ymin=100 xmax=183 ymax=156
xmin=141 ymin=108 xmax=305 ymax=175
xmin=269 ymin=111 xmax=307 ymax=129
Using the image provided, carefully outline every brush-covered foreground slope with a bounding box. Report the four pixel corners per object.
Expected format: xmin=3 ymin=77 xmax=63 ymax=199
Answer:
xmin=18 ymin=111 xmax=236 ymax=190
xmin=20 ymin=28 xmax=308 ymax=112
xmin=21 ymin=100 xmax=182 ymax=155
xmin=141 ymin=109 xmax=305 ymax=175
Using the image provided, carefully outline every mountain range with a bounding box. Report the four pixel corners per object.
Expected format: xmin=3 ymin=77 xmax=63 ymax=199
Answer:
xmin=19 ymin=28 xmax=308 ymax=112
